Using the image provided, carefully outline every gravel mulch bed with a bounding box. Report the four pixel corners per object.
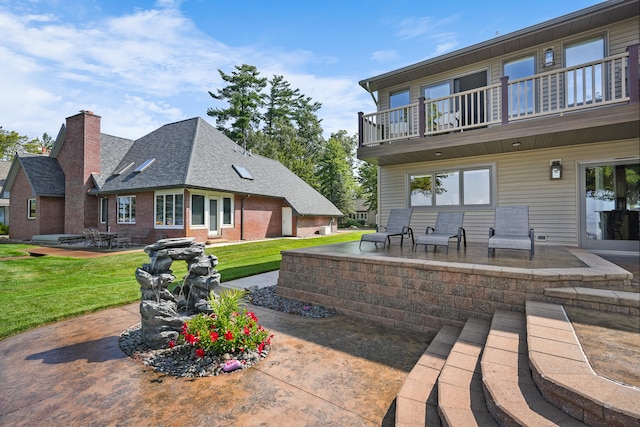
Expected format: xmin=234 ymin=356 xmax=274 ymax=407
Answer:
xmin=119 ymin=285 xmax=335 ymax=377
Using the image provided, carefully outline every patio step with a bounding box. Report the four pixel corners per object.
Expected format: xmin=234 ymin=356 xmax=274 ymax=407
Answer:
xmin=437 ymin=317 xmax=497 ymax=427
xmin=395 ymin=325 xmax=461 ymax=427
xmin=526 ymin=300 xmax=640 ymax=426
xmin=481 ymin=309 xmax=586 ymax=426
xmin=543 ymin=287 xmax=640 ymax=316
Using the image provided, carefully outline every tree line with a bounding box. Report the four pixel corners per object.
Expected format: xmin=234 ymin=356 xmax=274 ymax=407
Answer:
xmin=207 ymin=64 xmax=377 ymax=220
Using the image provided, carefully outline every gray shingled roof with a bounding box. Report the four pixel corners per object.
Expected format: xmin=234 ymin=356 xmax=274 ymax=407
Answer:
xmin=96 ymin=118 xmax=343 ymax=217
xmin=15 ymin=154 xmax=65 ymax=197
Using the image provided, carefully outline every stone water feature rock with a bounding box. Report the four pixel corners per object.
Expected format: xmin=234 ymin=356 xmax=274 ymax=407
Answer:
xmin=135 ymin=238 xmax=220 ymax=349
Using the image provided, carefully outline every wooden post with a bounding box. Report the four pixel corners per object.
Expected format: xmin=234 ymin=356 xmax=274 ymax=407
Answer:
xmin=418 ymin=97 xmax=425 ymax=137
xmin=627 ymin=44 xmax=639 ymax=104
xmin=501 ymin=76 xmax=510 ymax=125
xmin=358 ymin=112 xmax=364 ymax=147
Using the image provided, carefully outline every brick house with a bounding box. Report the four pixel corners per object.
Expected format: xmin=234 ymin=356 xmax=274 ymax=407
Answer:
xmin=2 ymin=111 xmax=343 ymax=243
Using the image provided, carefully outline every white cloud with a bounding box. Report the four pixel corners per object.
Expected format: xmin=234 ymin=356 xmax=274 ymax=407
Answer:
xmin=0 ymin=3 xmax=364 ymax=140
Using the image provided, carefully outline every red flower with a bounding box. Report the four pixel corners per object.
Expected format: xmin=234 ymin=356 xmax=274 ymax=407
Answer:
xmin=195 ymin=348 xmax=205 ymax=358
xmin=168 ymin=340 xmax=176 ymax=349
xmin=184 ymin=333 xmax=198 ymax=344
xmin=258 ymin=342 xmax=265 ymax=353
xmin=210 ymin=331 xmax=219 ymax=342
xmin=181 ymin=322 xmax=188 ymax=335
xmin=243 ymin=326 xmax=251 ymax=335
xmin=247 ymin=312 xmax=258 ymax=322
xmin=224 ymin=330 xmax=233 ymax=341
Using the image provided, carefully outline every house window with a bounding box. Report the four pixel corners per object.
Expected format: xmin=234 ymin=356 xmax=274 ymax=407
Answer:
xmin=410 ymin=167 xmax=493 ymax=207
xmin=191 ymin=194 xmax=205 ymax=226
xmin=222 ymin=197 xmax=232 ymax=226
xmin=389 ymin=89 xmax=410 ymax=127
xmin=117 ymin=196 xmax=136 ymax=224
xmin=100 ymin=197 xmax=108 ymax=224
xmin=423 ymin=81 xmax=452 ymax=131
xmin=504 ymin=55 xmax=535 ymax=115
xmin=155 ymin=193 xmax=184 ymax=227
xmin=565 ymin=36 xmax=605 ymax=105
xmin=27 ymin=199 xmax=36 ymax=219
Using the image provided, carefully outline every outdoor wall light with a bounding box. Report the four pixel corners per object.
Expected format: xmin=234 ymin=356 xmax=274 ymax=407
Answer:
xmin=550 ymin=160 xmax=562 ymax=179
xmin=544 ymin=48 xmax=555 ymax=67
xmin=435 ymin=151 xmax=443 ymax=156
xmin=512 ymin=141 xmax=521 ymax=147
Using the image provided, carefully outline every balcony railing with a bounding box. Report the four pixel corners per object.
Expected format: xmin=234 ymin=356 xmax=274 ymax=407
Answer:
xmin=359 ymin=44 xmax=639 ymax=147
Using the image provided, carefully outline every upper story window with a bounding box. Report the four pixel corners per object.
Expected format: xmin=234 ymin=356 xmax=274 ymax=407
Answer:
xmin=504 ymin=55 xmax=536 ymax=115
xmin=565 ymin=36 xmax=605 ymax=106
xmin=155 ymin=193 xmax=184 ymax=227
xmin=117 ymin=196 xmax=136 ymax=224
xmin=423 ymin=82 xmax=452 ymax=131
xmin=410 ymin=167 xmax=493 ymax=208
xmin=28 ymin=199 xmax=36 ymax=219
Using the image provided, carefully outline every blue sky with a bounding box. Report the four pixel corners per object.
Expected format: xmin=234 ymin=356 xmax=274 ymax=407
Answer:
xmin=0 ymin=0 xmax=602 ymax=141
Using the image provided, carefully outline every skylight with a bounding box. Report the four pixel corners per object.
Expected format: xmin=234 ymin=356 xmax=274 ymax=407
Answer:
xmin=134 ymin=159 xmax=155 ymax=173
xmin=233 ymin=165 xmax=253 ymax=180
xmin=115 ymin=162 xmax=134 ymax=175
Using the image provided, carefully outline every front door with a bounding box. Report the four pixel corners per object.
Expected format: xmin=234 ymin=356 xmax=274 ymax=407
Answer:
xmin=580 ymin=160 xmax=640 ymax=251
xmin=209 ymin=199 xmax=218 ymax=235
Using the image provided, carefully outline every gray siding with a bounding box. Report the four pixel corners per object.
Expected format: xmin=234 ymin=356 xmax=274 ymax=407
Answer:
xmin=378 ymin=139 xmax=639 ymax=246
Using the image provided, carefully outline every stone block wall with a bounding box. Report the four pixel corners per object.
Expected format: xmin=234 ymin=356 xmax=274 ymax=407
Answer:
xmin=276 ymin=250 xmax=632 ymax=335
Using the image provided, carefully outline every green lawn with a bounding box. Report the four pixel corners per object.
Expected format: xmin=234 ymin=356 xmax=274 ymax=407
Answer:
xmin=0 ymin=231 xmax=367 ymax=340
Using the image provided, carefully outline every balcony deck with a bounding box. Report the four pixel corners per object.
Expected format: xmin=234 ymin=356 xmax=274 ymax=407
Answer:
xmin=358 ymin=45 xmax=640 ymax=165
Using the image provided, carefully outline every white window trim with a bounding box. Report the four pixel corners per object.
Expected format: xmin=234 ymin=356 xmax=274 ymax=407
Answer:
xmin=189 ymin=192 xmax=235 ymax=231
xmin=221 ymin=196 xmax=234 ymax=228
xmin=117 ymin=195 xmax=136 ymax=224
xmin=27 ymin=198 xmax=36 ymax=219
xmin=154 ymin=190 xmax=185 ymax=229
xmin=407 ymin=163 xmax=496 ymax=209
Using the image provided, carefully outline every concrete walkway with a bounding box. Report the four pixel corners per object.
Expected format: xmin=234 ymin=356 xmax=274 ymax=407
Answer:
xmin=0 ymin=272 xmax=428 ymax=427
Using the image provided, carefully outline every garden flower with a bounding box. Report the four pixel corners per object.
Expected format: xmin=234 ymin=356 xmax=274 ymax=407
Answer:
xmin=243 ymin=326 xmax=251 ymax=335
xmin=168 ymin=340 xmax=176 ymax=349
xmin=247 ymin=312 xmax=258 ymax=322
xmin=185 ymin=333 xmax=198 ymax=344
xmin=210 ymin=331 xmax=219 ymax=341
xmin=224 ymin=330 xmax=233 ymax=341
xmin=195 ymin=348 xmax=205 ymax=358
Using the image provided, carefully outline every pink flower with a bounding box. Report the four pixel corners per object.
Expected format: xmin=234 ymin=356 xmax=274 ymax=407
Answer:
xmin=246 ymin=312 xmax=258 ymax=322
xmin=181 ymin=322 xmax=188 ymax=335
xmin=195 ymin=348 xmax=205 ymax=358
xmin=243 ymin=326 xmax=251 ymax=335
xmin=258 ymin=342 xmax=265 ymax=353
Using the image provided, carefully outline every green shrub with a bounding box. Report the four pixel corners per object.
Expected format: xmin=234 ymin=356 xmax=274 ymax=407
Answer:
xmin=0 ymin=223 xmax=8 ymax=235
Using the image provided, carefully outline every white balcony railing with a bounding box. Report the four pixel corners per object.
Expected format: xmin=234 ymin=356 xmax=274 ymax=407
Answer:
xmin=359 ymin=46 xmax=638 ymax=147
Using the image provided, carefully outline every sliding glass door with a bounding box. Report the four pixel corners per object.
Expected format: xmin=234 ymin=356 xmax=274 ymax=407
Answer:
xmin=581 ymin=160 xmax=640 ymax=251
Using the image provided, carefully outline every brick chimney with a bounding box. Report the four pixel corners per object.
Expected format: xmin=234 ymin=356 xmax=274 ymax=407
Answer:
xmin=57 ymin=110 xmax=102 ymax=234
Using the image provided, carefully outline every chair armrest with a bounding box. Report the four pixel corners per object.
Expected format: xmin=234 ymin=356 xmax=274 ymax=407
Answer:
xmin=377 ymin=225 xmax=387 ymax=232
xmin=426 ymin=226 xmax=435 ymax=234
xmin=489 ymin=227 xmax=495 ymax=238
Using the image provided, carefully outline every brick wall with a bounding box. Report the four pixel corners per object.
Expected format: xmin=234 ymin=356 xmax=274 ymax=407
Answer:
xmin=296 ymin=216 xmax=336 ymax=237
xmin=276 ymin=250 xmax=633 ymax=335
xmin=8 ymin=168 xmax=39 ymax=240
xmin=39 ymin=197 xmax=65 ymax=235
